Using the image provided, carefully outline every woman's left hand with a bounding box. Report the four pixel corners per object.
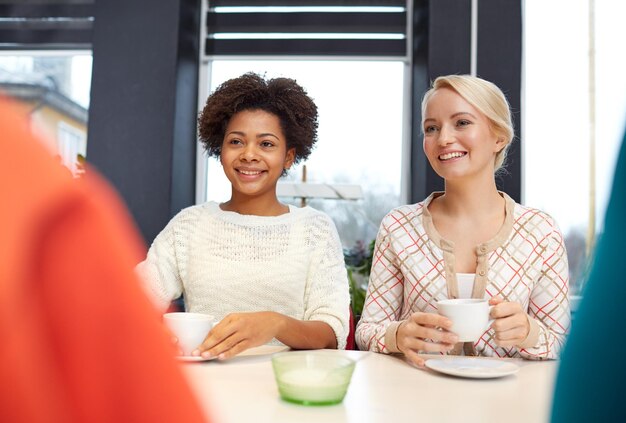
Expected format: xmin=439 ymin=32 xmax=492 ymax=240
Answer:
xmin=192 ymin=311 xmax=284 ymax=360
xmin=488 ymin=296 xmax=530 ymax=348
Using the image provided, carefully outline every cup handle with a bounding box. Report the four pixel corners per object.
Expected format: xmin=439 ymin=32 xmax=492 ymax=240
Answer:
xmin=486 ymin=305 xmax=495 ymax=329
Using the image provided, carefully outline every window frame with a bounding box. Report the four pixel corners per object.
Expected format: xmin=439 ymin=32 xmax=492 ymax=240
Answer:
xmin=195 ymin=0 xmax=414 ymax=207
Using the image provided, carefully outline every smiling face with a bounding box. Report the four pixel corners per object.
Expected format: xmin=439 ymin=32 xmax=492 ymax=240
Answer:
xmin=422 ymin=87 xmax=505 ymax=182
xmin=220 ymin=109 xmax=295 ymax=203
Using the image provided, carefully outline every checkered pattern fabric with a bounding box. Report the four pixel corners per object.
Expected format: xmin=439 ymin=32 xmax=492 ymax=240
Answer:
xmin=355 ymin=193 xmax=570 ymax=360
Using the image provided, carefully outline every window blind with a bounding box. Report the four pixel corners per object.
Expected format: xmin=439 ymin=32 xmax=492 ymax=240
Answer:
xmin=204 ymin=0 xmax=408 ymax=57
xmin=0 ymin=0 xmax=95 ymax=49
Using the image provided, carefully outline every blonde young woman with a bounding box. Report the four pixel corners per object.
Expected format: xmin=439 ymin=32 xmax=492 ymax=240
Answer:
xmin=355 ymin=75 xmax=570 ymax=366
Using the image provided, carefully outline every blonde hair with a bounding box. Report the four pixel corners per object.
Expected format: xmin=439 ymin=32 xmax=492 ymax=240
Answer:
xmin=421 ymin=75 xmax=514 ymax=172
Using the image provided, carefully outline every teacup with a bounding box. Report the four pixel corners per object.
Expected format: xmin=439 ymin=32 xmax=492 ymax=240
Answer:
xmin=436 ymin=299 xmax=494 ymax=342
xmin=163 ymin=312 xmax=214 ymax=356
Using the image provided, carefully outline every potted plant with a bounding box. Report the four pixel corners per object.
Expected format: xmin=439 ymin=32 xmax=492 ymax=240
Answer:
xmin=344 ymin=239 xmax=374 ymax=322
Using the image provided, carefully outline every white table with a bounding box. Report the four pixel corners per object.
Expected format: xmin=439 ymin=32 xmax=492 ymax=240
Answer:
xmin=181 ymin=347 xmax=558 ymax=423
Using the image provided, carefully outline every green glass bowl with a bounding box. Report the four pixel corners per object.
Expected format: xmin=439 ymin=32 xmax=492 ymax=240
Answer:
xmin=271 ymin=351 xmax=356 ymax=406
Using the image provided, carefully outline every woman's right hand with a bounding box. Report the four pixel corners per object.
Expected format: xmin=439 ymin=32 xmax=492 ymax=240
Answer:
xmin=396 ymin=312 xmax=458 ymax=367
xmin=193 ymin=311 xmax=283 ymax=360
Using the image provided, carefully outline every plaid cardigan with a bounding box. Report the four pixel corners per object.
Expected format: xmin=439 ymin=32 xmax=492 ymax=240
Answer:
xmin=355 ymin=192 xmax=570 ymax=359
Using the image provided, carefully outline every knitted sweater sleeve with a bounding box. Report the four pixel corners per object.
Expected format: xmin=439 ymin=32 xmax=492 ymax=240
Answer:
xmin=303 ymin=214 xmax=351 ymax=350
xmin=355 ymin=216 xmax=405 ymax=353
xmin=518 ymin=217 xmax=571 ymax=359
xmin=135 ymin=215 xmax=184 ymax=311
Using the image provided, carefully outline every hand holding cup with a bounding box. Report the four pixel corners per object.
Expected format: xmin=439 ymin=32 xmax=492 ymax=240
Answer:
xmin=396 ymin=312 xmax=458 ymax=367
xmin=488 ymin=296 xmax=531 ymax=347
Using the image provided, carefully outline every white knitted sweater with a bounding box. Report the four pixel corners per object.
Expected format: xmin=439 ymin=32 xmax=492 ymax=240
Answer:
xmin=136 ymin=201 xmax=350 ymax=349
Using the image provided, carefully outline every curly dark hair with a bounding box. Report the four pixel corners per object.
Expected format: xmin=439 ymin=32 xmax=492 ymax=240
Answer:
xmin=198 ymin=72 xmax=318 ymax=164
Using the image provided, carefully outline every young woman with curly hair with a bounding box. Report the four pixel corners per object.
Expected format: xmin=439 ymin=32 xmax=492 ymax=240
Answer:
xmin=137 ymin=73 xmax=350 ymax=359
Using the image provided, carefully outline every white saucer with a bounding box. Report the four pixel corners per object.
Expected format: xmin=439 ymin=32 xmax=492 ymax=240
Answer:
xmin=425 ymin=357 xmax=519 ymax=379
xmin=176 ymin=355 xmax=216 ymax=362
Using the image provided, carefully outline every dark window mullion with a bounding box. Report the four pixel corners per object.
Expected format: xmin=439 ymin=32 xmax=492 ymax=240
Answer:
xmin=205 ymin=38 xmax=406 ymax=56
xmin=0 ymin=2 xmax=95 ymax=48
xmin=204 ymin=1 xmax=408 ymax=57
xmin=209 ymin=0 xmax=406 ymax=7
xmin=0 ymin=19 xmax=93 ymax=31
xmin=206 ymin=11 xmax=406 ymax=34
xmin=0 ymin=28 xmax=92 ymax=48
xmin=0 ymin=4 xmax=95 ymax=19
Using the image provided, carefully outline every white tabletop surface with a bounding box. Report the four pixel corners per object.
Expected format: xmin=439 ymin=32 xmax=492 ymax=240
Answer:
xmin=181 ymin=346 xmax=558 ymax=423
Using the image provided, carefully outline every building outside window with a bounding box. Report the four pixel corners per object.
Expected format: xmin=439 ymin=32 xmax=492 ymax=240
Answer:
xmin=0 ymin=53 xmax=92 ymax=177
xmin=58 ymin=120 xmax=87 ymax=173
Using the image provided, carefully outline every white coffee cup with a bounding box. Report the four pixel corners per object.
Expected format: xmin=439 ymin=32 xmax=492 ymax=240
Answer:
xmin=163 ymin=312 xmax=214 ymax=356
xmin=436 ymin=299 xmax=494 ymax=342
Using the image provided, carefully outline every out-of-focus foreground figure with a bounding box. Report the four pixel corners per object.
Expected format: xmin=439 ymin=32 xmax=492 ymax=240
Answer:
xmin=0 ymin=97 xmax=208 ymax=423
xmin=551 ymin=130 xmax=626 ymax=422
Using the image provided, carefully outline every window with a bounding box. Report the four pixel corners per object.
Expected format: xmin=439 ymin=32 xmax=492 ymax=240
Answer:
xmin=0 ymin=0 xmax=94 ymax=176
xmin=199 ymin=59 xmax=408 ymax=247
xmin=197 ymin=1 xmax=411 ymax=249
xmin=523 ymin=1 xmax=626 ymax=295
xmin=58 ymin=121 xmax=87 ymax=173
xmin=0 ymin=52 xmax=92 ymax=176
